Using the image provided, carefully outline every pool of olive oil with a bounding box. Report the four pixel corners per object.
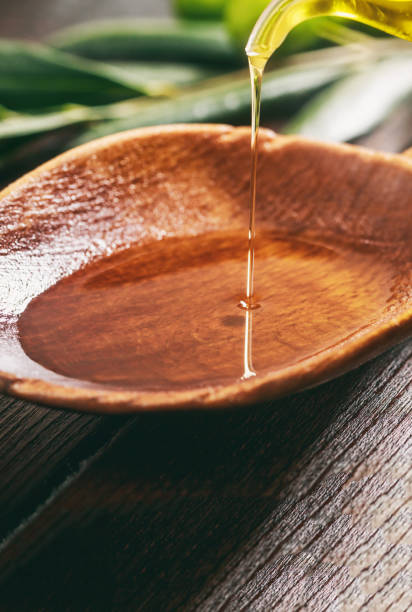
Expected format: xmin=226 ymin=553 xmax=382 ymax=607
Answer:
xmin=243 ymin=0 xmax=412 ymax=309
xmin=19 ymin=231 xmax=398 ymax=390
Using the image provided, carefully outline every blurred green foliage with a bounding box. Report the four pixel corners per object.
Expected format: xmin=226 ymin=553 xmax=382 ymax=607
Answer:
xmin=225 ymin=0 xmax=268 ymax=45
xmin=174 ymin=0 xmax=227 ymax=20
xmin=0 ymin=0 xmax=410 ymax=182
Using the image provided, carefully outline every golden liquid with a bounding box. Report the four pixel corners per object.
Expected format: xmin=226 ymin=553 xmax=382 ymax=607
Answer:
xmin=18 ymin=232 xmax=397 ymax=390
xmin=243 ymin=0 xmax=412 ymax=308
xmin=239 ymin=62 xmax=263 ymax=312
xmin=247 ymin=0 xmax=412 ymax=65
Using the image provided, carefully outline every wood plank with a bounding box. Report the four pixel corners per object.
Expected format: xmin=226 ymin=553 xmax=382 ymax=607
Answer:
xmin=0 ymin=397 xmax=128 ymax=544
xmin=0 ymin=342 xmax=409 ymax=610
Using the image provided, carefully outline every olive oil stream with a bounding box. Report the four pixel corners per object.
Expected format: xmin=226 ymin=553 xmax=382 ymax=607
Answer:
xmin=243 ymin=0 xmax=412 ymax=316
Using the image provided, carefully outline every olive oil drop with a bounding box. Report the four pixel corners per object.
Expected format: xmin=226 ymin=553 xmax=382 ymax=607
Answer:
xmin=242 ymin=0 xmax=412 ymax=310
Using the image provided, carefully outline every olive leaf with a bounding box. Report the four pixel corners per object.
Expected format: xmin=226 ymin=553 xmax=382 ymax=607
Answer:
xmin=49 ymin=19 xmax=242 ymax=66
xmin=1 ymin=40 xmax=407 ymax=178
xmin=0 ymin=39 xmax=175 ymax=111
xmin=0 ymin=46 xmax=359 ymax=150
xmin=71 ymin=52 xmax=355 ymax=146
xmin=0 ymin=106 xmax=97 ymax=140
xmin=106 ymin=61 xmax=224 ymax=89
xmin=0 ymin=105 xmax=17 ymax=120
xmin=285 ymin=53 xmax=412 ymax=142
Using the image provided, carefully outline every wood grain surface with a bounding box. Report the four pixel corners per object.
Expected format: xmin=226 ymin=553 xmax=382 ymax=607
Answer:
xmin=0 ymin=341 xmax=410 ymax=610
xmin=0 ymin=122 xmax=411 ymax=612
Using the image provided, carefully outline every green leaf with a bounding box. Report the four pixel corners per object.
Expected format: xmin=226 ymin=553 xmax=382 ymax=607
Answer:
xmin=4 ymin=45 xmax=393 ymax=173
xmin=0 ymin=39 xmax=167 ymax=111
xmin=0 ymin=106 xmax=97 ymax=140
xmin=285 ymin=54 xmax=412 ymax=142
xmin=173 ymin=0 xmax=227 ymax=20
xmin=0 ymin=105 xmax=18 ymax=120
xmin=104 ymin=61 xmax=225 ymax=89
xmin=0 ymin=46 xmax=355 ymax=155
xmin=49 ymin=19 xmax=242 ymax=66
xmin=71 ymin=49 xmax=354 ymax=146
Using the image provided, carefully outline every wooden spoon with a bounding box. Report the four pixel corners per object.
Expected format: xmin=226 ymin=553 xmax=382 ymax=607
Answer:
xmin=0 ymin=125 xmax=411 ymax=412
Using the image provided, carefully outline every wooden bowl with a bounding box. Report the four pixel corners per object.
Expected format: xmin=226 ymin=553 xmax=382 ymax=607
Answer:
xmin=0 ymin=124 xmax=411 ymax=413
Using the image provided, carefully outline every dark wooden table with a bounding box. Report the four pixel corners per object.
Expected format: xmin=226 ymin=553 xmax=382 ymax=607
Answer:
xmin=0 ymin=2 xmax=411 ymax=610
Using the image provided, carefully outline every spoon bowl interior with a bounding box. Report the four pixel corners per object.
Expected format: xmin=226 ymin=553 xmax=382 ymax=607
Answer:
xmin=0 ymin=125 xmax=411 ymax=412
